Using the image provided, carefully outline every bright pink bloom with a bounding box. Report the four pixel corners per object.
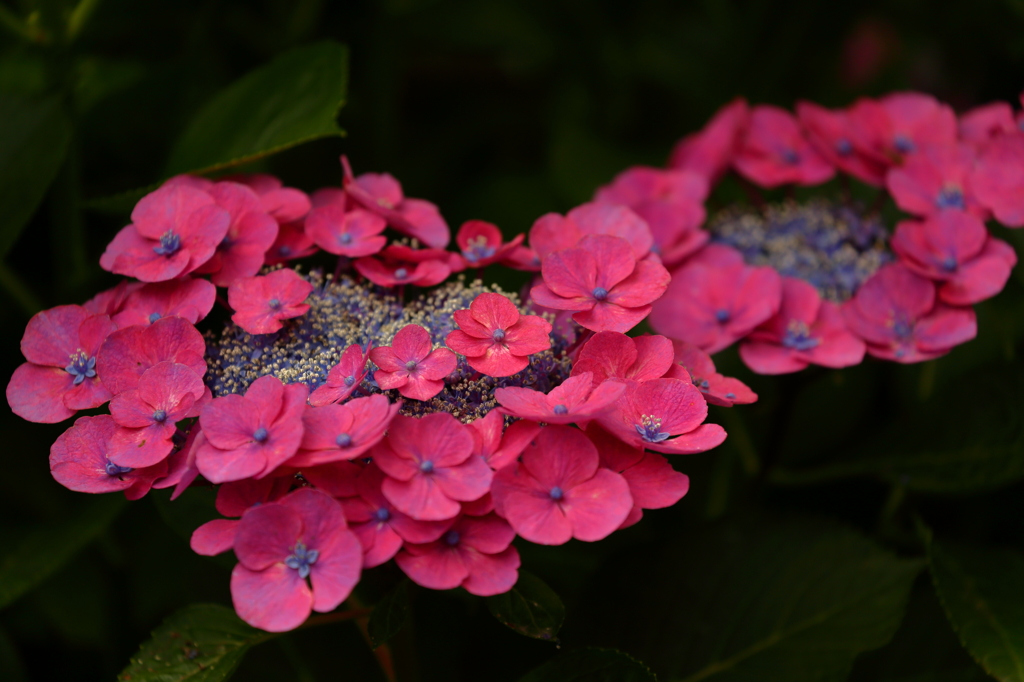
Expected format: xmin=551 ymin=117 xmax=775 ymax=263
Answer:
xmin=191 ymin=476 xmax=292 ymax=556
xmin=571 ymin=332 xmax=675 ymax=387
xmin=341 ymin=156 xmax=450 ymax=248
xmin=265 ymin=221 xmax=317 ymax=264
xmin=891 ymin=212 xmax=1017 ymax=305
xmin=886 ymin=144 xmax=983 ymax=217
xmin=671 ymin=340 xmax=757 ymax=407
xmin=529 ymin=203 xmax=654 ymax=261
xmin=84 ymin=280 xmax=139 ymax=316
xmin=395 ymin=513 xmax=520 ymax=596
xmin=153 ymin=424 xmax=203 ymax=500
xmin=970 ymin=134 xmax=1024 ymax=227
xmin=196 ymin=375 xmax=308 ymax=483
xmin=108 ymin=362 xmax=207 ymax=468
xmin=669 ymin=98 xmax=749 ymax=184
xmin=228 ymin=269 xmax=314 ymax=335
xmin=597 ymin=378 xmax=726 ymax=455
xmin=449 ymin=220 xmax=525 ymax=271
xmin=491 ymin=426 xmax=632 ymax=545
xmin=372 ymin=413 xmax=493 ymax=521
xmin=231 ymin=488 xmax=362 ymax=632
xmin=302 ymin=460 xmax=364 ymax=498
xmin=287 ymin=395 xmax=399 ymax=467
xmin=734 ymin=105 xmax=835 ymax=187
xmin=843 ymin=263 xmax=977 ymax=363
xmin=530 ymin=234 xmax=670 ymax=333
xmin=649 ymin=245 xmax=782 ymax=354
xmin=796 ymin=101 xmax=887 ymax=185
xmin=7 ymin=305 xmax=116 ymax=423
xmin=193 ymin=182 xmax=279 ymax=286
xmin=467 ymin=409 xmax=540 ymax=471
xmin=100 ymin=184 xmax=230 ymax=282
xmin=959 ymin=102 xmax=1017 ymax=144
xmin=739 ymin=278 xmax=866 ymax=374
xmin=305 ymin=204 xmax=387 ymax=257
xmin=370 ymin=325 xmax=457 ymax=401
xmin=354 ymin=244 xmax=451 ymax=288
xmin=445 ymin=293 xmax=552 ymax=377
xmin=111 ymin=278 xmax=216 ymax=328
xmin=594 ymin=166 xmax=710 ymax=266
xmin=848 ymin=92 xmax=958 ymax=165
xmin=342 ymin=464 xmax=453 ymax=568
xmin=97 ymin=316 xmax=206 ymax=395
xmin=501 ymin=244 xmax=542 ymax=272
xmin=308 ymin=344 xmax=371 ymax=406
xmin=494 ymin=372 xmax=625 ymax=425
xmin=230 ymin=174 xmax=311 ymax=225
xmin=50 ymin=415 xmax=167 ymax=500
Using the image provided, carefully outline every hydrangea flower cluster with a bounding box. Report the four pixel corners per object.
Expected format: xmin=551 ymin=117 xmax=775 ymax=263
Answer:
xmin=597 ymin=92 xmax=1020 ymax=371
xmin=8 ymin=158 xmax=753 ymax=632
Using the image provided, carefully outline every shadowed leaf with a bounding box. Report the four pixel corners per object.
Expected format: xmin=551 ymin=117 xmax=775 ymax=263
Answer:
xmin=517 ymin=647 xmax=657 ymax=682
xmin=368 ymin=579 xmax=412 ymax=649
xmin=487 ymin=570 xmax=565 ymax=641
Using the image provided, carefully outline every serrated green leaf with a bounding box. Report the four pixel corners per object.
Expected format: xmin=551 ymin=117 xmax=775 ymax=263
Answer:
xmin=163 ymin=41 xmax=348 ymax=177
xmin=118 ymin=603 xmax=270 ymax=682
xmin=486 ymin=570 xmax=565 ymax=641
xmin=0 ymin=493 xmax=125 ymax=610
xmin=368 ymin=579 xmax=412 ymax=649
xmin=0 ymin=94 xmax=72 ymax=258
xmin=517 ymin=648 xmax=657 ymax=682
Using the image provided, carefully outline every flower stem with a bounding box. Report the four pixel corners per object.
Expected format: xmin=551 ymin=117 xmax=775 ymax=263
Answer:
xmin=298 ymin=607 xmax=373 ymax=630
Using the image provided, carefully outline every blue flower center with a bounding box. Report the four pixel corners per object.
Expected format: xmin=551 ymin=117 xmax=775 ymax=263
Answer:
xmin=492 ymin=328 xmax=506 ymax=342
xmin=153 ymin=230 xmax=182 ymax=256
xmin=284 ymin=541 xmax=319 ymax=579
xmin=405 ymin=360 xmax=418 ymax=371
xmin=339 ymin=232 xmax=353 ymax=245
xmin=65 ymin=350 xmax=97 ymax=386
xmin=420 ymin=460 xmax=435 ymax=473
xmin=268 ymin=298 xmax=282 ymax=310
xmin=253 ymin=427 xmax=269 ymax=443
xmin=152 ymin=409 xmax=168 ymax=423
xmin=941 ymin=256 xmax=958 ymax=273
xmin=835 ymin=139 xmax=853 ymax=156
xmin=893 ymin=134 xmax=915 ymax=154
xmin=552 ymin=404 xmax=568 ymax=415
xmin=148 ymin=312 xmax=162 ymax=323
xmin=591 ymin=287 xmax=609 ymax=301
xmin=635 ymin=415 xmax=671 ymax=443
xmin=335 ymin=432 xmax=352 ymax=447
xmin=781 ymin=148 xmax=800 ymax=165
xmin=105 ymin=460 xmax=133 ymax=477
xmin=444 ymin=530 xmax=461 ymax=546
xmin=343 ymin=375 xmax=356 ymax=387
xmin=892 ymin=317 xmax=913 ymax=340
xmin=375 ymin=507 xmax=391 ymax=522
xmin=715 ymin=309 xmax=730 ymax=323
xmin=394 ymin=268 xmax=409 ymax=280
xmin=463 ymin=235 xmax=497 ymax=263
xmin=781 ymin=320 xmax=820 ymax=351
xmin=936 ymin=186 xmax=965 ymax=210
xmin=549 ymin=486 xmax=564 ymax=501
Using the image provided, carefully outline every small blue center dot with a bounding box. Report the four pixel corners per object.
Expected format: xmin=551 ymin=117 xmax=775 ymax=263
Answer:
xmin=420 ymin=460 xmax=435 ymax=473
xmin=549 ymin=486 xmax=564 ymax=501
xmin=592 ymin=287 xmax=609 ymax=301
xmin=552 ymin=404 xmax=568 ymax=415
xmin=253 ymin=427 xmax=269 ymax=443
xmin=335 ymin=432 xmax=352 ymax=447
xmin=152 ymin=409 xmax=167 ymax=423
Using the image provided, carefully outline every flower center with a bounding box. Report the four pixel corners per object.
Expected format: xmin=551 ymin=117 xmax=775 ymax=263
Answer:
xmin=284 ymin=541 xmax=319 ymax=579
xmin=781 ymin=320 xmax=820 ymax=351
xmin=941 ymin=256 xmax=958 ymax=273
xmin=375 ymin=507 xmax=391 ymax=522
xmin=105 ymin=460 xmax=133 ymax=477
xmin=552 ymin=404 xmax=568 ymax=415
xmin=152 ymin=409 xmax=168 ymax=423
xmin=835 ymin=139 xmax=853 ymax=156
xmin=268 ymin=298 xmax=282 ymax=310
xmin=781 ymin=148 xmax=800 ymax=165
xmin=419 ymin=460 xmax=435 ymax=473
xmin=492 ymin=328 xmax=506 ymax=342
xmin=253 ymin=427 xmax=269 ymax=443
xmin=444 ymin=530 xmax=461 ymax=546
xmin=635 ymin=414 xmax=671 ymax=443
xmin=343 ymin=375 xmax=356 ymax=387
xmin=463 ymin=236 xmax=497 ymax=263
xmin=405 ymin=360 xmax=418 ymax=371
xmin=549 ymin=486 xmax=564 ymax=501
xmin=893 ymin=134 xmax=915 ymax=154
xmin=148 ymin=312 xmax=162 ymax=323
xmin=64 ymin=350 xmax=97 ymax=386
xmin=936 ymin=186 xmax=965 ymax=210
xmin=153 ymin=230 xmax=182 ymax=256
xmin=335 ymin=432 xmax=352 ymax=447
xmin=394 ymin=268 xmax=409 ymax=280
xmin=339 ymin=232 xmax=353 ymax=245
xmin=715 ymin=309 xmax=730 ymax=323
xmin=591 ymin=287 xmax=609 ymax=301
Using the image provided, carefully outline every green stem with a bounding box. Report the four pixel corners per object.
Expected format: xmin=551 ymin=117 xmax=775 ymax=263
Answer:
xmin=0 ymin=5 xmax=36 ymax=42
xmin=0 ymin=261 xmax=44 ymax=316
xmin=66 ymin=0 xmax=102 ymax=42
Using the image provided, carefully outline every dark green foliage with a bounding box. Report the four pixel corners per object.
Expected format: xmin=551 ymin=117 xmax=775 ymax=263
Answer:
xmin=368 ymin=579 xmax=412 ymax=649
xmin=486 ymin=570 xmax=565 ymax=641
xmin=517 ymin=648 xmax=657 ymax=682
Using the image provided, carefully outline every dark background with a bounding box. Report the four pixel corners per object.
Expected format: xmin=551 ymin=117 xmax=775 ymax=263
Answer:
xmin=2 ymin=1 xmax=1024 ymax=680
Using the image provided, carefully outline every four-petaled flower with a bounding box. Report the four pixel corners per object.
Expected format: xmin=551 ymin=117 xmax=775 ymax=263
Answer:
xmin=228 ymin=268 xmax=314 ymax=335
xmin=370 ymin=325 xmax=457 ymax=401
xmin=446 ymin=292 xmax=552 ymax=377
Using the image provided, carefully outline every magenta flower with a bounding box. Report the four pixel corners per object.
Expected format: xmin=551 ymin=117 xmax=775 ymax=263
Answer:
xmin=97 ymin=316 xmax=207 ymax=395
xmin=107 ymin=361 xmax=207 ymax=468
xmin=530 ymin=234 xmax=670 ymax=333
xmin=886 ymin=144 xmax=983 ymax=217
xmin=445 ymin=293 xmax=552 ymax=377
xmin=739 ymin=278 xmax=866 ymax=374
xmin=372 ymin=413 xmax=493 ymax=521
xmin=7 ymin=305 xmax=116 ymax=423
xmin=891 ymin=211 xmax=1017 ymax=305
xmin=193 ymin=182 xmax=280 ymax=286
xmin=230 ymin=173 xmax=311 ymax=225
xmin=734 ymin=105 xmax=834 ymax=187
xmin=970 ymin=134 xmax=1024 ymax=227
xmin=467 ymin=410 xmax=540 ymax=471
xmin=354 ymin=244 xmax=452 ymax=288
xmin=231 ymin=488 xmax=362 ymax=632
xmin=848 ymin=92 xmax=958 ymax=164
xmin=301 ymin=460 xmax=365 ymax=498
xmin=959 ymin=102 xmax=1017 ymax=145
xmin=370 ymin=324 xmax=457 ymax=401
xmin=191 ymin=476 xmax=292 ymax=556
xmin=395 ymin=513 xmax=520 ymax=596
xmin=49 ymin=415 xmax=167 ymax=500
xmin=111 ymin=277 xmax=216 ymax=328
xmin=649 ymin=245 xmax=782 ymax=354
xmin=571 ymin=332 xmax=674 ymax=387
xmin=669 ymin=97 xmax=749 ymax=184
xmin=196 ymin=375 xmax=308 ymax=483
xmin=843 ymin=263 xmax=978 ymax=363
xmin=494 ymin=372 xmax=625 ymax=425
xmin=449 ymin=220 xmax=525 ymax=271
xmin=84 ymin=280 xmax=139 ymax=316
xmin=491 ymin=426 xmax=632 ymax=545
xmin=265 ymin=221 xmax=317 ymax=265
xmin=228 ymin=269 xmax=314 ymax=335
xmin=796 ymin=101 xmax=886 ymax=186
xmin=305 ymin=204 xmax=387 ymax=257
xmin=342 ymin=464 xmax=453 ymax=568
xmin=308 ymin=344 xmax=371 ymax=406
xmin=670 ymin=341 xmax=757 ymax=407
xmin=100 ymin=183 xmax=230 ymax=282
xmin=288 ymin=395 xmax=399 ymax=468
xmin=529 ymin=202 xmax=653 ymax=261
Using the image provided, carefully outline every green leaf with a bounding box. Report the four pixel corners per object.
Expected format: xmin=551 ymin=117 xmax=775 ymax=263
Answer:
xmin=118 ymin=603 xmax=270 ymax=682
xmin=368 ymin=579 xmax=412 ymax=649
xmin=0 ymin=94 xmax=72 ymax=259
xmin=926 ymin=531 xmax=1024 ymax=681
xmin=517 ymin=648 xmax=657 ymax=682
xmin=486 ymin=570 xmax=565 ymax=641
xmin=163 ymin=41 xmax=348 ymax=177
xmin=0 ymin=493 xmax=125 ymax=610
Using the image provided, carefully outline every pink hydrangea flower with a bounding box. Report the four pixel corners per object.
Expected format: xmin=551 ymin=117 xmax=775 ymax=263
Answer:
xmin=449 ymin=220 xmax=525 ymax=271
xmin=84 ymin=280 xmax=139 ymax=316
xmin=734 ymin=105 xmax=835 ymax=187
xmin=97 ymin=316 xmax=207 ymax=395
xmin=230 ymin=173 xmax=311 ymax=225
xmin=466 ymin=409 xmax=540 ymax=471
xmin=7 ymin=305 xmax=116 ymax=423
xmin=193 ymin=182 xmax=280 ymax=286
xmin=49 ymin=415 xmax=167 ymax=500
xmin=191 ymin=476 xmax=293 ymax=556
xmin=959 ymin=102 xmax=1017 ymax=145
xmin=571 ymin=332 xmax=675 ymax=387
xmin=308 ymin=344 xmax=371 ymax=406
xmin=196 ymin=375 xmax=308 ymax=483
xmin=491 ymin=425 xmax=632 ymax=545
xmin=669 ymin=97 xmax=749 ymax=184
xmin=445 ymin=293 xmax=552 ymax=377
xmin=231 ymin=488 xmax=362 ymax=632
xmin=228 ymin=269 xmax=314 ymax=335
xmin=353 ymin=244 xmax=452 ymax=288
xmin=265 ymin=221 xmax=317 ymax=264
xmin=891 ymin=211 xmax=1017 ymax=305
xmin=395 ymin=513 xmax=520 ymax=596
xmin=670 ymin=340 xmax=757 ymax=407
xmin=649 ymin=244 xmax=782 ymax=354
xmin=370 ymin=325 xmax=457 ymax=401
xmin=111 ymin=278 xmax=217 ymax=328
xmin=107 ymin=361 xmax=207 ymax=468
xmin=305 ymin=204 xmax=387 ymax=257
xmin=494 ymin=372 xmax=625 ymax=425
xmin=529 ymin=202 xmax=654 ymax=261
xmin=372 ymin=413 xmax=493 ymax=521
xmin=796 ymin=101 xmax=887 ymax=186
xmin=739 ymin=278 xmax=866 ymax=374
xmin=100 ymin=183 xmax=230 ymax=282
xmin=886 ymin=144 xmax=984 ymax=217
xmin=287 ymin=395 xmax=399 ymax=468
xmin=970 ymin=134 xmax=1024 ymax=227
xmin=530 ymin=234 xmax=671 ymax=333
xmin=848 ymin=92 xmax=958 ymax=165
xmin=843 ymin=263 xmax=978 ymax=363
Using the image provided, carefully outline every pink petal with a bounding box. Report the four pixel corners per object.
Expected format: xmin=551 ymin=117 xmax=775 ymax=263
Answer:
xmin=231 ymin=563 xmax=312 ymax=632
xmin=563 ymin=468 xmax=633 ymax=541
xmin=191 ymin=519 xmax=239 ymax=556
xmin=396 ymin=545 xmax=467 ymax=590
xmin=622 ymin=453 xmax=690 ymax=508
xmin=309 ymin=528 xmax=363 ymax=612
xmin=460 ymin=546 xmax=521 ymax=596
xmin=7 ymin=363 xmax=77 ymax=423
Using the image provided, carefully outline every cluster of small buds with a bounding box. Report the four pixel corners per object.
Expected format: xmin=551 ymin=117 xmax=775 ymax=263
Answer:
xmin=595 ymin=92 xmax=1020 ymax=371
xmin=7 ymin=156 xmax=755 ymax=632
